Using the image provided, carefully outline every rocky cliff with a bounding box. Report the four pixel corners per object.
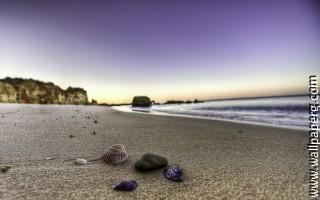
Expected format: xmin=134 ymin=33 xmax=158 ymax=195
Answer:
xmin=0 ymin=77 xmax=88 ymax=104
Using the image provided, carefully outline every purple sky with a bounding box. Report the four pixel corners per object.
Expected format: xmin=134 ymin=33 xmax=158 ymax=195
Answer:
xmin=0 ymin=0 xmax=319 ymax=103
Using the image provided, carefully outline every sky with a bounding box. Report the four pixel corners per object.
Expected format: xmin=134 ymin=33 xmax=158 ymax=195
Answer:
xmin=0 ymin=0 xmax=319 ymax=103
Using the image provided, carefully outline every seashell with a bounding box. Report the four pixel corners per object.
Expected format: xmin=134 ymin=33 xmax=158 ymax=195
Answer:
xmin=112 ymin=180 xmax=138 ymax=191
xmin=45 ymin=157 xmax=56 ymax=160
xmin=163 ymin=165 xmax=183 ymax=182
xmin=101 ymin=144 xmax=128 ymax=164
xmin=75 ymin=158 xmax=88 ymax=165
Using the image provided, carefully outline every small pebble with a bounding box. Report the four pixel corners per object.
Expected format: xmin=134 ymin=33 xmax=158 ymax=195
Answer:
xmin=0 ymin=166 xmax=11 ymax=173
xmin=94 ymin=120 xmax=98 ymax=123
xmin=92 ymin=131 xmax=96 ymax=135
xmin=69 ymin=134 xmax=74 ymax=138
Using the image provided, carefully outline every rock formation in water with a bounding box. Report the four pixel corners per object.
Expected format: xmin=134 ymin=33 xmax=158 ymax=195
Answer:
xmin=132 ymin=96 xmax=151 ymax=107
xmin=0 ymin=77 xmax=88 ymax=104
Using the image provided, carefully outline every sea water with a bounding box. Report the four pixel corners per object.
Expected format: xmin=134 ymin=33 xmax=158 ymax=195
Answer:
xmin=115 ymin=95 xmax=309 ymax=129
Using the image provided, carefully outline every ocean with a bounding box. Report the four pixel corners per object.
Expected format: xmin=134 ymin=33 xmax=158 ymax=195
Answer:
xmin=115 ymin=95 xmax=309 ymax=129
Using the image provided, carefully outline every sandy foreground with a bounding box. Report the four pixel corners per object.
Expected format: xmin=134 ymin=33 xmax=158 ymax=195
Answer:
xmin=0 ymin=104 xmax=308 ymax=200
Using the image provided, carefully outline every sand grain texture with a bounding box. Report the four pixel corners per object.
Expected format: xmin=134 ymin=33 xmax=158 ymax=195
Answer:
xmin=0 ymin=104 xmax=308 ymax=199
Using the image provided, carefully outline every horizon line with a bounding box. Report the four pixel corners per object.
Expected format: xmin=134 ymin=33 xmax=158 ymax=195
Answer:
xmin=103 ymin=93 xmax=307 ymax=105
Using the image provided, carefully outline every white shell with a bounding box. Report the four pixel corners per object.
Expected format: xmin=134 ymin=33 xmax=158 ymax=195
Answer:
xmin=75 ymin=158 xmax=88 ymax=165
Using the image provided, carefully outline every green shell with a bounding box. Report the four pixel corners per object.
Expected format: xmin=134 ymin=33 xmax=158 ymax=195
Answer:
xmin=135 ymin=153 xmax=168 ymax=171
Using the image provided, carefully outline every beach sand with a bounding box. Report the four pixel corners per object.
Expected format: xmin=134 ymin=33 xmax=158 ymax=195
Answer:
xmin=0 ymin=104 xmax=308 ymax=199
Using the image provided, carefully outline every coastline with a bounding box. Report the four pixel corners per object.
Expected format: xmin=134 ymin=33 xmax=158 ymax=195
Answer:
xmin=0 ymin=104 xmax=308 ymax=199
xmin=113 ymin=105 xmax=308 ymax=131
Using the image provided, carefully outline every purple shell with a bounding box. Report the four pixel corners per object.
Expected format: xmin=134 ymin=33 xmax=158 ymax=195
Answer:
xmin=163 ymin=165 xmax=183 ymax=182
xmin=112 ymin=180 xmax=138 ymax=191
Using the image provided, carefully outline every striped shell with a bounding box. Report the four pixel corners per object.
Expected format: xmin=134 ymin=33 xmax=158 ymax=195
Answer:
xmin=101 ymin=144 xmax=128 ymax=164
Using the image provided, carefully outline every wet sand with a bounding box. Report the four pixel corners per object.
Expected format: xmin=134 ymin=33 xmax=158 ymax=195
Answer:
xmin=0 ymin=104 xmax=308 ymax=199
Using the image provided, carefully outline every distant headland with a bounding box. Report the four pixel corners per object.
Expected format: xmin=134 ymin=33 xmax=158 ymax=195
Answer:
xmin=0 ymin=77 xmax=88 ymax=105
xmin=0 ymin=77 xmax=209 ymax=106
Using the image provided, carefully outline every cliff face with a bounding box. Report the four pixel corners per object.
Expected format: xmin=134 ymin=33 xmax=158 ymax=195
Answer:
xmin=0 ymin=77 xmax=88 ymax=105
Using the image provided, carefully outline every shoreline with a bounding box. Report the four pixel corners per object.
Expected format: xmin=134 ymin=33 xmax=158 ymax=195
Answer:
xmin=112 ymin=105 xmax=308 ymax=131
xmin=0 ymin=102 xmax=308 ymax=131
